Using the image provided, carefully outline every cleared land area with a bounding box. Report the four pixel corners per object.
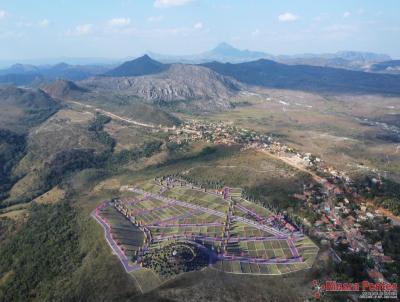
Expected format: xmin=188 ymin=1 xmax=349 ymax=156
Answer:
xmin=93 ymin=178 xmax=319 ymax=291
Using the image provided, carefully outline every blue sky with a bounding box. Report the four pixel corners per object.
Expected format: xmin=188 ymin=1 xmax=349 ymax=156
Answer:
xmin=0 ymin=0 xmax=399 ymax=61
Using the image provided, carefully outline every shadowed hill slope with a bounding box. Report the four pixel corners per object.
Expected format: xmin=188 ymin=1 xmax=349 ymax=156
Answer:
xmin=104 ymin=55 xmax=169 ymax=77
xmin=202 ymin=59 xmax=400 ymax=95
xmin=0 ymin=86 xmax=61 ymax=133
xmin=42 ymin=79 xmax=88 ymax=99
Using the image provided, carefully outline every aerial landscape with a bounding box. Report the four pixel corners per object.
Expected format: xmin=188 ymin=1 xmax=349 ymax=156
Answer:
xmin=0 ymin=1 xmax=399 ymax=301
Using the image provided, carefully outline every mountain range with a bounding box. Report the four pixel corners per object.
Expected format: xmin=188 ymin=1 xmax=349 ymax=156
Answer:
xmin=81 ymin=54 xmax=400 ymax=96
xmin=202 ymin=59 xmax=400 ymax=95
xmin=149 ymin=43 xmax=392 ymax=68
xmin=149 ymin=42 xmax=275 ymax=63
xmin=0 ymin=43 xmax=398 ymax=87
xmin=0 ymin=63 xmax=112 ymax=86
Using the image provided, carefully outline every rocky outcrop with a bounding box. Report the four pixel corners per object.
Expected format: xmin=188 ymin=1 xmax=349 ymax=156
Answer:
xmin=80 ymin=64 xmax=242 ymax=107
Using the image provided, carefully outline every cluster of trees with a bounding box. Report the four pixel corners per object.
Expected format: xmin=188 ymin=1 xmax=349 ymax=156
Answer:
xmin=382 ymin=226 xmax=400 ymax=283
xmin=383 ymin=226 xmax=400 ymax=257
xmin=88 ymin=113 xmax=115 ymax=153
xmin=42 ymin=149 xmax=102 ymax=188
xmin=88 ymin=114 xmax=111 ymax=132
xmin=159 ymin=144 xmax=240 ymax=169
xmin=177 ymin=173 xmax=225 ymax=190
xmin=23 ymin=106 xmax=60 ymax=128
xmin=39 ymin=116 xmax=163 ymax=194
xmin=1 ymin=148 xmax=108 ymax=209
xmin=0 ymin=129 xmax=26 ymax=203
xmin=361 ymin=176 xmax=400 ymax=215
xmin=0 ymin=202 xmax=82 ymax=301
xmin=241 ymin=186 xmax=322 ymax=241
xmin=0 ymin=217 xmax=17 ymax=243
xmin=108 ymin=141 xmax=162 ymax=166
xmin=241 ymin=185 xmax=298 ymax=212
xmin=166 ymin=141 xmax=188 ymax=154
xmin=141 ymin=242 xmax=208 ymax=278
xmin=333 ymin=252 xmax=374 ymax=283
xmin=2 ymin=113 xmax=167 ymax=209
xmin=381 ymin=198 xmax=400 ymax=216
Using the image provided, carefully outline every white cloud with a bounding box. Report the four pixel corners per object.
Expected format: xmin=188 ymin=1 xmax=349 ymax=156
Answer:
xmin=251 ymin=29 xmax=260 ymax=37
xmin=314 ymin=16 xmax=322 ymax=22
xmin=39 ymin=19 xmax=50 ymax=27
xmin=343 ymin=11 xmax=351 ymax=18
xmin=0 ymin=29 xmax=23 ymax=39
xmin=278 ymin=12 xmax=299 ymax=22
xmin=147 ymin=15 xmax=163 ymax=22
xmin=67 ymin=24 xmax=93 ymax=36
xmin=0 ymin=10 xmax=7 ymax=19
xmin=154 ymin=0 xmax=193 ymax=8
xmin=16 ymin=21 xmax=33 ymax=28
xmin=193 ymin=21 xmax=203 ymax=29
xmin=108 ymin=17 xmax=131 ymax=27
xmin=76 ymin=24 xmax=93 ymax=35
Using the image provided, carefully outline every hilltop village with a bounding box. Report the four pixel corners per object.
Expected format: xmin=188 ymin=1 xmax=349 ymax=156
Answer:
xmin=165 ymin=119 xmax=398 ymax=283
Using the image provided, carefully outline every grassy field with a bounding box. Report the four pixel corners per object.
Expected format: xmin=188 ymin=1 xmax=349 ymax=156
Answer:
xmin=0 ymin=203 xmax=30 ymax=220
xmin=103 ymin=120 xmax=162 ymax=152
xmin=34 ymin=186 xmax=66 ymax=204
xmin=163 ymin=187 xmax=229 ymax=213
xmin=131 ymin=268 xmax=162 ymax=294
xmin=0 ymin=209 xmax=27 ymax=220
xmin=230 ymin=222 xmax=274 ymax=238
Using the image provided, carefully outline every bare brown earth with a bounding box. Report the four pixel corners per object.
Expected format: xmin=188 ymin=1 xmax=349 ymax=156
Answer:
xmin=260 ymin=150 xmax=324 ymax=183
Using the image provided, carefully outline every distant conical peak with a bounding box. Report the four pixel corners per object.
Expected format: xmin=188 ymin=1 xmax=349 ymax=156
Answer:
xmin=137 ymin=54 xmax=153 ymax=61
xmin=214 ymin=42 xmax=236 ymax=51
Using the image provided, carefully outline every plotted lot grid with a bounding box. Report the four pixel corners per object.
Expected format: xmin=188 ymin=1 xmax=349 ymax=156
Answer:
xmin=99 ymin=179 xmax=319 ymax=275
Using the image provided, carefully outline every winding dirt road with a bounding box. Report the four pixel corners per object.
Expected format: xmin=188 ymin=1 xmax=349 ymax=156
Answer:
xmin=68 ymin=100 xmax=157 ymax=128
